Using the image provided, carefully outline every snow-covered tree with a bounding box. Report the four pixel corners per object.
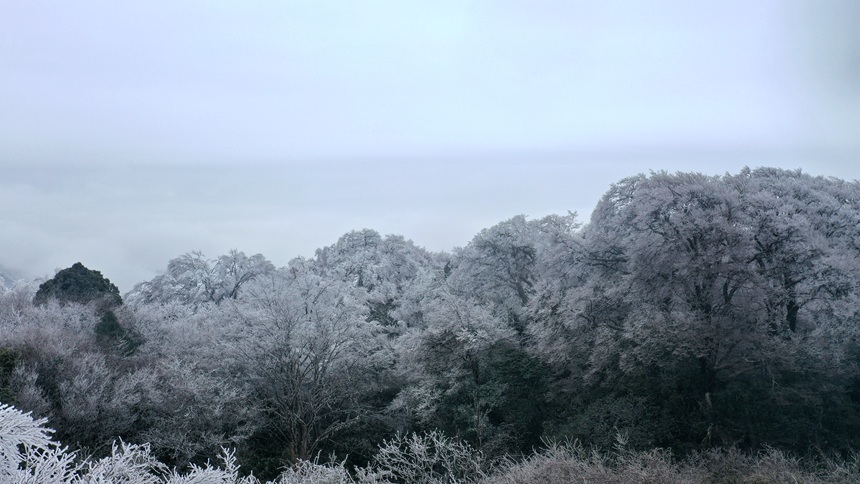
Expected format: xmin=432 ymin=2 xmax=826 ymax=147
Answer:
xmin=528 ymin=169 xmax=860 ymax=450
xmin=313 ymin=229 xmax=438 ymax=327
xmin=228 ymin=260 xmax=386 ymax=463
xmin=127 ymin=250 xmax=274 ymax=307
xmin=448 ymin=213 xmax=579 ymax=336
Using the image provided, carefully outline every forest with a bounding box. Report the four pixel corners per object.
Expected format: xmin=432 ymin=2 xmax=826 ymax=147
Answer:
xmin=2 ymin=167 xmax=860 ymax=483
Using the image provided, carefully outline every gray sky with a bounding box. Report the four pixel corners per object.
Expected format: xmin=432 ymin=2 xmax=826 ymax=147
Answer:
xmin=2 ymin=1 xmax=859 ymax=292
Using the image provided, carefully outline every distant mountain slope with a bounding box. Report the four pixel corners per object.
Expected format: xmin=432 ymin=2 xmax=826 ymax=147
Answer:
xmin=0 ymin=265 xmax=22 ymax=289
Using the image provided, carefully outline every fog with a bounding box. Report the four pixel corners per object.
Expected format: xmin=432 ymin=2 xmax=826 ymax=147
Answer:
xmin=1 ymin=1 xmax=858 ymax=291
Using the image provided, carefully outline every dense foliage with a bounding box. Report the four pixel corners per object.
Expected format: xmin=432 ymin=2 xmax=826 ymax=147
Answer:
xmin=1 ymin=168 xmax=858 ymax=482
xmin=32 ymin=262 xmax=122 ymax=309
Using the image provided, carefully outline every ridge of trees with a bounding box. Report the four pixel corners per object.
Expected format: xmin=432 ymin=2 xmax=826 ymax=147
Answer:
xmin=1 ymin=167 xmax=858 ymax=480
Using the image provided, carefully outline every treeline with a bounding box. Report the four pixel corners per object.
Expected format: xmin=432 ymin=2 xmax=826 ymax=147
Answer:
xmin=1 ymin=167 xmax=859 ymax=480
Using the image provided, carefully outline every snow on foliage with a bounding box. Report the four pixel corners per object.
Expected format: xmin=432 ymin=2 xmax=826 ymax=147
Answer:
xmin=1 ymin=402 xmax=314 ymax=483
xmin=1 ymin=402 xmax=489 ymax=483
xmin=0 ymin=403 xmax=79 ymax=483
xmin=126 ymin=250 xmax=275 ymax=307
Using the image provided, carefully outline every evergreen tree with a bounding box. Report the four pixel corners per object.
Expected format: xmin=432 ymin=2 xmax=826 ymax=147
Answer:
xmin=32 ymin=262 xmax=122 ymax=309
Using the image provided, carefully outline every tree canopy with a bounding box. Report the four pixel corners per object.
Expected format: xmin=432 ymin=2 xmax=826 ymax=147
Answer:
xmin=32 ymin=262 xmax=122 ymax=308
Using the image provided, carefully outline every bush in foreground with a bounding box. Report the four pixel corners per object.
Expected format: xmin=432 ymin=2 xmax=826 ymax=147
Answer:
xmin=488 ymin=435 xmax=860 ymax=484
xmin=4 ymin=402 xmax=860 ymax=483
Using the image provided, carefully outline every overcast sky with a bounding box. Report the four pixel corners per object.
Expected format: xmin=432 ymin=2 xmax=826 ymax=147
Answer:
xmin=2 ymin=1 xmax=859 ymax=292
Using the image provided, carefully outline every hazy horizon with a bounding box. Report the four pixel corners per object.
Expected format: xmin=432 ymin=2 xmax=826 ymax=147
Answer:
xmin=4 ymin=156 xmax=856 ymax=293
xmin=3 ymin=1 xmax=859 ymax=291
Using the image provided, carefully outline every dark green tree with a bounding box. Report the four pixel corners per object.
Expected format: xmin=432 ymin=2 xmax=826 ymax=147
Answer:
xmin=33 ymin=262 xmax=122 ymax=309
xmin=0 ymin=347 xmax=19 ymax=403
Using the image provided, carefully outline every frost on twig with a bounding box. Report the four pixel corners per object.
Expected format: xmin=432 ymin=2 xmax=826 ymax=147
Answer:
xmin=0 ymin=402 xmax=79 ymax=482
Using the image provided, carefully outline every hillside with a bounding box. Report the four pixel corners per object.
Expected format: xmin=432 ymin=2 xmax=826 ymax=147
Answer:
xmin=1 ymin=167 xmax=858 ymax=482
